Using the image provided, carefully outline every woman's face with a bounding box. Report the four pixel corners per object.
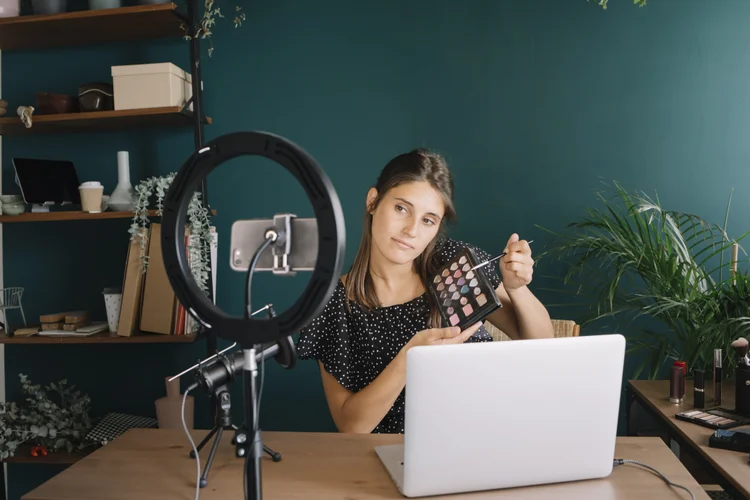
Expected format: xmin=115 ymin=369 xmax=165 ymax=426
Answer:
xmin=368 ymin=181 xmax=445 ymax=266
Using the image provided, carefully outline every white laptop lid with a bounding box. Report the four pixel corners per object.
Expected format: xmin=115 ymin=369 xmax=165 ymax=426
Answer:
xmin=401 ymin=334 xmax=625 ymax=497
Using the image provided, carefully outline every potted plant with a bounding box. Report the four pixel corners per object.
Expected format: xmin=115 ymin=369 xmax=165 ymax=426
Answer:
xmin=128 ymin=173 xmax=213 ymax=296
xmin=537 ymin=181 xmax=750 ymax=379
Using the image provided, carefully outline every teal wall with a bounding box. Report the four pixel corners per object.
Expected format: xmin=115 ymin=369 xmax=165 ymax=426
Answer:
xmin=4 ymin=0 xmax=750 ymax=497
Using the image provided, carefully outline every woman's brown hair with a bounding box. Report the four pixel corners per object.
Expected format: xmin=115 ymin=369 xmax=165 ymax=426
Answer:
xmin=343 ymin=148 xmax=457 ymax=328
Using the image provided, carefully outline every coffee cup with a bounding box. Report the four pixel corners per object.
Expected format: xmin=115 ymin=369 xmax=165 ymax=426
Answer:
xmin=79 ymin=181 xmax=104 ymax=213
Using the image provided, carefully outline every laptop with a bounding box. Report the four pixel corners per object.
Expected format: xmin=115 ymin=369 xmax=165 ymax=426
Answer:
xmin=375 ymin=333 xmax=626 ymax=498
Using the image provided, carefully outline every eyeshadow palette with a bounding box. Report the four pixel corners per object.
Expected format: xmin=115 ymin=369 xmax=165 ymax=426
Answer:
xmin=428 ymin=246 xmax=502 ymax=331
xmin=675 ymin=407 xmax=750 ymax=430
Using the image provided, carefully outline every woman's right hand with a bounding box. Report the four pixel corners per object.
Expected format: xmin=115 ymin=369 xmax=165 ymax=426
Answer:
xmin=404 ymin=321 xmax=484 ymax=352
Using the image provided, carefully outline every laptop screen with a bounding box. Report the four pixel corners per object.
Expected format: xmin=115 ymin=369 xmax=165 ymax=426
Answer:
xmin=13 ymin=158 xmax=81 ymax=205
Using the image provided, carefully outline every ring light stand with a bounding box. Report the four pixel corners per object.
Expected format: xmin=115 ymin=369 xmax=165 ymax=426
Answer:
xmin=161 ymin=131 xmax=346 ymax=500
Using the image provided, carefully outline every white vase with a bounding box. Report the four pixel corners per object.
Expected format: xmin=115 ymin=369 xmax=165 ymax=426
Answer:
xmin=108 ymin=151 xmax=134 ymax=211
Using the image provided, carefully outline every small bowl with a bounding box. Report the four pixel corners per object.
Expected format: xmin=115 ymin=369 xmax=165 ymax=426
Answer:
xmin=0 ymin=194 xmax=22 ymax=204
xmin=2 ymin=202 xmax=26 ymax=215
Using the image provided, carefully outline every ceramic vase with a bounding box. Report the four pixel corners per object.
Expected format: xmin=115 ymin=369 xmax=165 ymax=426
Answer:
xmin=155 ymin=376 xmax=193 ymax=429
xmin=108 ymin=151 xmax=134 ymax=211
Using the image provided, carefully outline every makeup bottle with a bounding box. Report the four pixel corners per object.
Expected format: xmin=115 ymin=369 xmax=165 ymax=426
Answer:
xmin=674 ymin=361 xmax=687 ymax=397
xmin=693 ymin=369 xmax=704 ymax=409
xmin=714 ymin=349 xmax=723 ymax=405
xmin=670 ymin=365 xmax=684 ymax=404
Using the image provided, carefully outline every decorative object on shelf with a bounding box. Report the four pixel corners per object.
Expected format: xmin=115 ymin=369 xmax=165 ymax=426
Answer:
xmin=155 ymin=376 xmax=193 ymax=429
xmin=0 ymin=0 xmax=19 ymax=18
xmin=111 ymin=63 xmax=192 ymax=112
xmin=0 ymin=374 xmax=95 ymax=460
xmin=88 ymin=0 xmax=119 ymax=9
xmin=0 ymin=99 xmax=7 ymax=116
xmin=16 ymin=105 xmax=33 ymax=128
xmin=102 ymin=287 xmax=122 ymax=332
xmin=77 ymin=82 xmax=114 ymax=112
xmin=0 ymin=286 xmax=26 ymax=334
xmin=36 ymin=92 xmax=78 ymax=115
xmin=108 ymin=151 xmax=134 ymax=211
xmin=129 ymin=172 xmax=213 ymax=294
xmin=31 ymin=0 xmax=65 ymax=14
xmin=537 ymin=181 xmax=750 ymax=380
xmin=0 ymin=194 xmax=26 ymax=216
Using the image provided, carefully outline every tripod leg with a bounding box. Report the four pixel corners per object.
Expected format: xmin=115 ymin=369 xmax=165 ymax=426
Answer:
xmin=263 ymin=445 xmax=282 ymax=462
xmin=191 ymin=426 xmax=219 ymax=458
xmin=199 ymin=427 xmax=224 ymax=488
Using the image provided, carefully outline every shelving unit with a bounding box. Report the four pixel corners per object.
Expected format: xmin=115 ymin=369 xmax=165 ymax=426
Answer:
xmin=0 ymin=3 xmax=187 ymax=50
xmin=0 ymin=107 xmax=211 ymax=136
xmin=0 ymin=208 xmax=215 ymax=223
xmin=0 ymin=1 xmax=216 ymax=484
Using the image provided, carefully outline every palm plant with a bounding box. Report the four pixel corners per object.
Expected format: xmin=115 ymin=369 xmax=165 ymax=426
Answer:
xmin=537 ymin=181 xmax=750 ymax=380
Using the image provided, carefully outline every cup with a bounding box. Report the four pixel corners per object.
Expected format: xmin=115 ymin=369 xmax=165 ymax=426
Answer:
xmin=79 ymin=181 xmax=104 ymax=213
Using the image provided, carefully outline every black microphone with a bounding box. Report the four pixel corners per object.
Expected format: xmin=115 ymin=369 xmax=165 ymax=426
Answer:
xmin=190 ymin=335 xmax=296 ymax=394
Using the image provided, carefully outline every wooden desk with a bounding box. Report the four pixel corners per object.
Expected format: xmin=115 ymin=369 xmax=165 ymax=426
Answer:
xmin=22 ymin=429 xmax=707 ymax=499
xmin=628 ymin=379 xmax=750 ymax=499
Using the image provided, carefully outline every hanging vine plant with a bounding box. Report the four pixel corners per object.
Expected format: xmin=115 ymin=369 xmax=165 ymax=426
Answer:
xmin=128 ymin=173 xmax=213 ymax=295
xmin=181 ymin=0 xmax=246 ymax=57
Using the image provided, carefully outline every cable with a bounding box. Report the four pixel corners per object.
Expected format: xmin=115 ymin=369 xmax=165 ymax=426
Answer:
xmin=244 ymin=235 xmax=274 ymax=320
xmin=182 ymin=385 xmax=200 ymax=500
xmin=613 ymin=459 xmax=696 ymax=500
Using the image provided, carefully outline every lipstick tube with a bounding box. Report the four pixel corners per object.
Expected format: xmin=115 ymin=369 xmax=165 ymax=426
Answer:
xmin=715 ymin=349 xmax=723 ymax=405
xmin=694 ymin=369 xmax=704 ymax=408
xmin=670 ymin=365 xmax=684 ymax=404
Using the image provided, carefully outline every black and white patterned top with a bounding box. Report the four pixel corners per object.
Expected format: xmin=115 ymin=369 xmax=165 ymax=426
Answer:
xmin=296 ymin=238 xmax=502 ymax=434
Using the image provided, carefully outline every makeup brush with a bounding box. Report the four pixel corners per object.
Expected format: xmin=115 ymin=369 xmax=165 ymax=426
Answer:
xmin=469 ymin=240 xmax=534 ymax=272
xmin=732 ymin=337 xmax=750 ymax=367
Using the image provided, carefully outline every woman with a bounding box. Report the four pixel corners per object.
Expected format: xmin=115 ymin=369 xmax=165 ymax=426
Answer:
xmin=297 ymin=148 xmax=554 ymax=434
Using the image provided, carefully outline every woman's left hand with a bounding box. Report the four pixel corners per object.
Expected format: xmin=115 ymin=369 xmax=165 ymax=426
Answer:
xmin=499 ymin=233 xmax=534 ymax=290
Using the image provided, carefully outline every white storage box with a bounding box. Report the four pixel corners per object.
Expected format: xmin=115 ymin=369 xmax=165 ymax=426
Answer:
xmin=111 ymin=63 xmax=193 ymax=111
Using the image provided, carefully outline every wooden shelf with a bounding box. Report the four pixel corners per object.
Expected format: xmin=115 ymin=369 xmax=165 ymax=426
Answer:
xmin=0 ymin=3 xmax=187 ymax=51
xmin=0 ymin=209 xmax=156 ymax=223
xmin=3 ymin=444 xmax=92 ymax=464
xmin=0 ymin=208 xmax=216 ymax=223
xmin=0 ymin=331 xmax=198 ymax=344
xmin=0 ymin=107 xmax=211 ymax=136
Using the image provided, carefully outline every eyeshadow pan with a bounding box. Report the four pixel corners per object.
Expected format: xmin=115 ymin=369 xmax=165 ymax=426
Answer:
xmin=473 ymin=287 xmax=481 ymax=296
xmin=460 ymin=296 xmax=468 ymax=306
xmin=466 ymin=271 xmax=475 ymax=280
xmin=476 ymin=293 xmax=487 ymax=306
xmin=454 ymin=270 xmax=462 ymax=278
xmin=442 ymin=269 xmax=450 ymax=277
xmin=460 ymin=285 xmax=469 ymax=294
xmin=462 ymin=304 xmax=473 ymax=316
xmin=437 ymin=283 xmax=445 ymax=291
xmin=452 ymin=291 xmax=460 ymax=300
xmin=459 ymin=256 xmax=467 ymax=265
xmin=433 ymin=275 xmax=441 ymax=284
xmin=449 ymin=314 xmax=460 ymax=326
xmin=457 ymin=277 xmax=465 ymax=286
xmin=447 ymin=307 xmax=454 ymax=314
xmin=469 ymin=278 xmax=478 ymax=287
xmin=449 ymin=284 xmax=456 ymax=292
xmin=462 ymin=263 xmax=470 ymax=272
xmin=450 ymin=263 xmax=458 ymax=271
xmin=445 ymin=276 xmax=453 ymax=285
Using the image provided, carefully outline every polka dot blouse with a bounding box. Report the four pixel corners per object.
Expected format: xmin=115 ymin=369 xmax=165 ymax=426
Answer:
xmin=296 ymin=237 xmax=502 ymax=434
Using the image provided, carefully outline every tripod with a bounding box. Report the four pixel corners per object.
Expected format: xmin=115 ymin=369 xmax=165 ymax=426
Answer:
xmin=190 ymin=383 xmax=281 ymax=488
